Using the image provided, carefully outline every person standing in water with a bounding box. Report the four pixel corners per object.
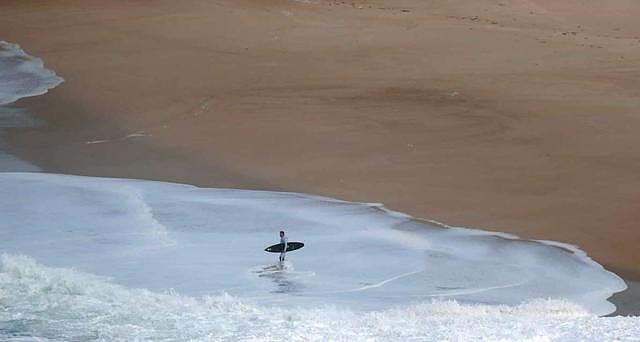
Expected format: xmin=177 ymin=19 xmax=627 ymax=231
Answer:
xmin=279 ymin=230 xmax=288 ymax=262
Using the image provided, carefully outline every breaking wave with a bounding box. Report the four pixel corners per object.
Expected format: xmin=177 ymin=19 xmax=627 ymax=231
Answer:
xmin=0 ymin=173 xmax=628 ymax=314
xmin=0 ymin=41 xmax=63 ymax=105
xmin=0 ymin=254 xmax=637 ymax=341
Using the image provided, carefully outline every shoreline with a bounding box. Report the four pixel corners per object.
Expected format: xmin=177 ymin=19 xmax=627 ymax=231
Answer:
xmin=2 ymin=0 xmax=640 ymax=316
xmin=1 ymin=119 xmax=638 ymax=316
xmin=9 ymin=91 xmax=640 ymax=282
xmin=1 ymin=101 xmax=638 ymax=315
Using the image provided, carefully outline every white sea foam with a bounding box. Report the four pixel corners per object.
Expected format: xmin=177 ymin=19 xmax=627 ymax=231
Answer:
xmin=0 ymin=172 xmax=636 ymax=340
xmin=0 ymin=41 xmax=63 ymax=105
xmin=0 ymin=253 xmax=638 ymax=341
xmin=0 ymin=172 xmax=628 ymax=313
xmin=84 ymin=131 xmax=152 ymax=144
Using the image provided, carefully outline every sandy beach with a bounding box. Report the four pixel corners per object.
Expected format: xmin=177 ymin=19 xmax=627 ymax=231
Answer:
xmin=1 ymin=0 xmax=640 ymax=286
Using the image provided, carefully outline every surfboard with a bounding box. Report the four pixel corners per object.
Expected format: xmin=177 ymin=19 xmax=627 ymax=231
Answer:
xmin=264 ymin=242 xmax=304 ymax=253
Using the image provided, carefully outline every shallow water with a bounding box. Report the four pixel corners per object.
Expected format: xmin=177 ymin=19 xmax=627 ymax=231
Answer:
xmin=0 ymin=41 xmax=63 ymax=106
xmin=1 ymin=254 xmax=639 ymax=341
xmin=0 ymin=40 xmax=55 ymax=172
xmin=0 ymin=106 xmax=41 ymax=172
xmin=0 ymin=172 xmax=627 ymax=312
xmin=0 ymin=172 xmax=637 ymax=340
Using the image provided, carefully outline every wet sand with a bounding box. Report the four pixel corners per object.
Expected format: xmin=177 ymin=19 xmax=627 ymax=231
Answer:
xmin=2 ymin=0 xmax=640 ymax=290
xmin=609 ymin=281 xmax=640 ymax=316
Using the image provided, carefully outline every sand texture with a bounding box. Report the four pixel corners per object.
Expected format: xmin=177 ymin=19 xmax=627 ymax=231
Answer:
xmin=1 ymin=0 xmax=640 ymax=279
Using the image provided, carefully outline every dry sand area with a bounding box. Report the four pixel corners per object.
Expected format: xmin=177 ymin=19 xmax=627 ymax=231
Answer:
xmin=1 ymin=0 xmax=640 ymax=279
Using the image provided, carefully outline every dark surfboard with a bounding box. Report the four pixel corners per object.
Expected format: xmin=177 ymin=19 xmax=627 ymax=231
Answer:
xmin=264 ymin=242 xmax=304 ymax=253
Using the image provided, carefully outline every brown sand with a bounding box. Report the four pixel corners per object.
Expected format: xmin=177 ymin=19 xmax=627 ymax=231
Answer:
xmin=1 ymin=0 xmax=640 ymax=281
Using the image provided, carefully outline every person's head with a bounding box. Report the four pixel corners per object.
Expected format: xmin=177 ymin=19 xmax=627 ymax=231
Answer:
xmin=279 ymin=230 xmax=285 ymax=237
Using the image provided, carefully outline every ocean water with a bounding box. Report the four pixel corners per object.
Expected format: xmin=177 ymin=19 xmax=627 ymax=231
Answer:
xmin=0 ymin=40 xmax=55 ymax=171
xmin=0 ymin=41 xmax=63 ymax=106
xmin=0 ymin=41 xmax=639 ymax=341
xmin=0 ymin=172 xmax=638 ymax=341
xmin=0 ymin=254 xmax=638 ymax=342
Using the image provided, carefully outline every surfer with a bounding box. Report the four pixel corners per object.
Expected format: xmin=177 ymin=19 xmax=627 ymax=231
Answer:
xmin=279 ymin=230 xmax=288 ymax=262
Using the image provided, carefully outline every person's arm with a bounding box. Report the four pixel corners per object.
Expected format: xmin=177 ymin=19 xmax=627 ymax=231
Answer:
xmin=283 ymin=237 xmax=288 ymax=251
